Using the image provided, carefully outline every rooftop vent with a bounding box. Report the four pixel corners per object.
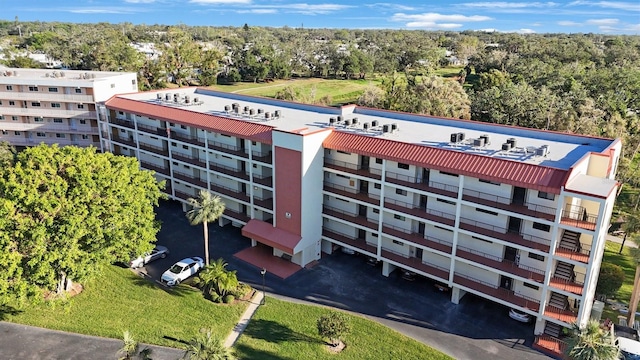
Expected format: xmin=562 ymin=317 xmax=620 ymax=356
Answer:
xmin=193 ymin=97 xmax=199 ymax=103
xmin=184 ymin=95 xmax=190 ymax=104
xmin=244 ymin=106 xmax=250 ymax=113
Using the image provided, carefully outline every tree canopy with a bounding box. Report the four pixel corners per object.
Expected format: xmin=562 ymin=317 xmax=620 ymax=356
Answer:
xmin=0 ymin=144 xmax=164 ymax=303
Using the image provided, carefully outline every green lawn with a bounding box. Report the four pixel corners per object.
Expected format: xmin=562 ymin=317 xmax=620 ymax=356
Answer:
xmin=234 ymin=297 xmax=453 ymax=360
xmin=2 ymin=265 xmax=247 ymax=348
xmin=602 ymin=241 xmax=637 ymax=320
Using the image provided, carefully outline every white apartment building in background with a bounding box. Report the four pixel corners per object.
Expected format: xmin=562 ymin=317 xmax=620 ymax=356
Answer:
xmin=99 ymin=87 xmax=621 ymax=356
xmin=0 ymin=67 xmax=137 ymax=148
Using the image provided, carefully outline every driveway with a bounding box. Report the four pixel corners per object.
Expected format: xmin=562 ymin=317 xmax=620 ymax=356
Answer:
xmin=147 ymin=200 xmax=551 ymax=360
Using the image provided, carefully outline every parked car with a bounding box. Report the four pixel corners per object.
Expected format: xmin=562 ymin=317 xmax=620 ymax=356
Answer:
xmin=341 ymin=246 xmax=356 ymax=255
xmin=129 ymin=245 xmax=169 ymax=269
xmin=508 ymin=308 xmax=533 ymax=323
xmin=401 ymin=270 xmax=417 ymax=281
xmin=161 ymin=257 xmax=204 ymax=286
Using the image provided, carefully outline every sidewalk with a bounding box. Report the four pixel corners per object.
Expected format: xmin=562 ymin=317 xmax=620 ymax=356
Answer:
xmin=607 ymin=234 xmax=637 ymax=248
xmin=224 ymin=290 xmax=264 ymax=347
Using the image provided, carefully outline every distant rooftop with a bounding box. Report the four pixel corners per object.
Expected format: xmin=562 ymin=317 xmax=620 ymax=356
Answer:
xmin=117 ymin=87 xmax=617 ymax=171
xmin=0 ymin=67 xmax=132 ymax=82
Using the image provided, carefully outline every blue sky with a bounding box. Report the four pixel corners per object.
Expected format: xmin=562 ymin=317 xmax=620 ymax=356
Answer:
xmin=5 ymin=1 xmax=640 ymax=34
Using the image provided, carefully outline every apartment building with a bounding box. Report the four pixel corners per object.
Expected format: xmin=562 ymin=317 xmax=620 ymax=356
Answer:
xmin=100 ymin=87 xmax=620 ymax=346
xmin=0 ymin=67 xmax=137 ymax=148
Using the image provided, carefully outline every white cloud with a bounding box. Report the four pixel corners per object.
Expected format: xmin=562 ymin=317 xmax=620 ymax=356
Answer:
xmin=568 ymin=1 xmax=640 ymax=12
xmin=557 ymin=20 xmax=582 ymax=26
xmin=405 ymin=22 xmax=464 ymax=29
xmin=237 ymin=9 xmax=277 ymax=14
xmin=586 ymin=18 xmax=619 ymax=25
xmin=282 ymin=3 xmax=353 ymax=15
xmin=392 ymin=12 xmax=491 ymax=22
xmin=461 ymin=2 xmax=559 ymax=9
xmin=68 ymin=7 xmax=138 ymax=14
xmin=518 ymin=28 xmax=536 ymax=33
xmin=123 ymin=0 xmax=157 ymax=3
xmin=366 ymin=3 xmax=416 ymax=11
xmin=626 ymin=23 xmax=640 ymax=31
xmin=189 ymin=0 xmax=251 ymax=4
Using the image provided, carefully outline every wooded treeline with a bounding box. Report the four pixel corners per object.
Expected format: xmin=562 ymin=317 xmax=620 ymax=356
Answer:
xmin=1 ymin=21 xmax=639 ymax=185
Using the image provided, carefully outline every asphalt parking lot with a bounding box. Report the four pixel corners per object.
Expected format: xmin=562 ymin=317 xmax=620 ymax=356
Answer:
xmin=146 ymin=200 xmax=552 ymax=360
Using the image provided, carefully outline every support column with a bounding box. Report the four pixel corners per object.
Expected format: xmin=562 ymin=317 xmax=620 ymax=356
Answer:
xmin=451 ymin=287 xmax=466 ymax=304
xmin=382 ymin=261 xmax=396 ymax=277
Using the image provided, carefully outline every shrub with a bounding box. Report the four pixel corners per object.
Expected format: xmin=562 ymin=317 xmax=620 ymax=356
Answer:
xmin=317 ymin=312 xmax=351 ymax=347
xmin=223 ymin=295 xmax=235 ymax=304
xmin=597 ymin=263 xmax=625 ymax=298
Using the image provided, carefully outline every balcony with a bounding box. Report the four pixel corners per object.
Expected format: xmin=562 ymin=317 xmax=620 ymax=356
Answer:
xmin=555 ymin=244 xmax=590 ymax=264
xmin=210 ymin=183 xmax=250 ymax=203
xmin=384 ymin=199 xmax=456 ymax=227
xmin=170 ymin=131 xmax=205 ymax=147
xmin=560 ymin=206 xmax=597 ymax=231
xmin=385 ymin=171 xmax=458 ymax=199
xmin=223 ymin=208 xmax=251 ymax=224
xmin=549 ymin=277 xmax=584 ymax=296
xmin=110 ymin=118 xmax=135 ymax=129
xmin=456 ymin=245 xmax=545 ymax=282
xmin=161 ymin=182 xmax=173 ymax=196
xmin=172 ymin=170 xmax=207 ymax=189
xmin=324 ymin=158 xmax=382 ymax=180
xmin=252 ymin=173 xmax=273 ymax=187
xmin=0 ymin=90 xmax=94 ymax=103
xmin=458 ymin=217 xmax=551 ymax=252
xmin=209 ymin=162 xmax=250 ymax=181
xmin=322 ymin=228 xmax=377 ymax=255
xmin=323 ymin=182 xmax=380 ymax=205
xmin=544 ymin=305 xmax=577 ymax=323
xmin=253 ymin=196 xmax=273 ymax=210
xmin=252 ymin=150 xmax=272 ymax=164
xmin=322 ymin=205 xmax=378 ymax=230
xmin=461 ymin=189 xmax=555 ymax=221
xmin=381 ymin=224 xmax=453 ymax=254
xmin=208 ymin=141 xmax=248 ymax=158
xmin=140 ymin=161 xmax=170 ymax=176
xmin=453 ymin=273 xmax=541 ymax=311
xmin=172 ymin=152 xmax=207 ymax=169
xmin=2 ymin=107 xmax=97 ymax=118
xmin=139 ymin=143 xmax=169 ymax=157
xmin=111 ymin=134 xmax=136 ymax=147
xmin=534 ymin=335 xmax=566 ymax=360
xmin=175 ymin=190 xmax=196 ymax=201
xmin=381 ymin=247 xmax=450 ymax=281
xmin=137 ymin=123 xmax=167 ymax=137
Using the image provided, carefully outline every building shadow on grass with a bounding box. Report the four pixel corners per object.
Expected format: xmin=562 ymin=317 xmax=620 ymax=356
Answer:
xmin=233 ymin=343 xmax=296 ymax=360
xmin=129 ymin=274 xmax=201 ymax=298
xmin=0 ymin=305 xmax=22 ymax=321
xmin=242 ymin=319 xmax=323 ymax=345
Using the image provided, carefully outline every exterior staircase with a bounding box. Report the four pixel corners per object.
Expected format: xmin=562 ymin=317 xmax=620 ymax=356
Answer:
xmin=558 ymin=230 xmax=581 ymax=252
xmin=544 ymin=321 xmax=563 ymax=338
xmin=534 ymin=322 xmax=568 ymax=358
xmin=553 ymin=261 xmax=575 ymax=281
xmin=549 ymin=292 xmax=569 ymax=310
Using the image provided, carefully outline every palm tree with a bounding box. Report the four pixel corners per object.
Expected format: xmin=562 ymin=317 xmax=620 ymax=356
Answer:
xmin=619 ymin=214 xmax=640 ymax=253
xmin=564 ymin=320 xmax=619 ymax=360
xmin=118 ymin=330 xmax=152 ymax=360
xmin=193 ymin=258 xmax=239 ymax=301
xmin=186 ymin=190 xmax=225 ymax=266
xmin=182 ymin=328 xmax=235 ymax=360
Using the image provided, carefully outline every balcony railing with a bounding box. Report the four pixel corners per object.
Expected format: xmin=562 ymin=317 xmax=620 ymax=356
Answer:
xmin=456 ymin=245 xmax=545 ymax=282
xmin=223 ymin=208 xmax=251 ymax=224
xmin=544 ymin=305 xmax=577 ymax=323
xmin=137 ymin=123 xmax=167 ymax=137
xmin=140 ymin=161 xmax=170 ymax=176
xmin=534 ymin=335 xmax=567 ymax=359
xmin=461 ymin=189 xmax=556 ymax=221
xmin=252 ymin=173 xmax=273 ymax=187
xmin=170 ymin=132 xmax=205 ymax=147
xmin=324 ymin=158 xmax=382 ymax=180
xmin=322 ymin=227 xmax=377 ymax=255
xmin=453 ymin=273 xmax=540 ymax=311
xmin=210 ymin=183 xmax=250 ymax=203
xmin=0 ymin=90 xmax=94 ymax=103
xmin=322 ymin=205 xmax=378 ymax=230
xmin=459 ymin=217 xmax=552 ymax=252
xmin=385 ymin=171 xmax=459 ymax=198
xmin=139 ymin=143 xmax=169 ymax=157
xmin=381 ymin=247 xmax=450 ymax=281
xmin=3 ymin=107 xmax=97 ymax=118
xmin=172 ymin=170 xmax=207 ymax=189
xmin=560 ymin=206 xmax=597 ymax=231
xmin=549 ymin=276 xmax=584 ymax=295
xmin=208 ymin=141 xmax=248 ymax=158
xmin=209 ymin=162 xmax=250 ymax=181
xmin=253 ymin=196 xmax=273 ymax=210
xmin=111 ymin=134 xmax=136 ymax=147
xmin=110 ymin=118 xmax=135 ymax=129
xmin=381 ymin=224 xmax=453 ymax=254
xmin=555 ymin=243 xmax=591 ymax=263
xmin=175 ymin=190 xmax=196 ymax=201
xmin=252 ymin=150 xmax=272 ymax=164
xmin=384 ymin=198 xmax=456 ymax=227
xmin=172 ymin=152 xmax=207 ymax=169
xmin=324 ymin=182 xmax=380 ymax=205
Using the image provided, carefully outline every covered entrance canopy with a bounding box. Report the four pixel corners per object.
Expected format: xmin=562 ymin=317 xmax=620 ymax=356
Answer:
xmin=241 ymin=219 xmax=302 ymax=254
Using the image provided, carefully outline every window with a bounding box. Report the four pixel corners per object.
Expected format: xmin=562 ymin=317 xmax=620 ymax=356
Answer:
xmin=220 ymin=133 xmax=231 ymax=138
xmin=79 ymin=120 xmax=86 ymax=124
xmin=8 ymin=101 xmax=14 ymax=106
xmin=14 ymin=131 xmax=21 ymax=135
xmin=1 ymin=130 xmax=6 ymax=135
xmin=374 ymin=183 xmax=381 ymax=189
xmin=472 ymin=236 xmax=492 ymax=243
xmin=440 ymin=171 xmax=458 ymax=177
xmin=252 ymin=141 xmax=257 ymax=146
xmin=479 ymin=179 xmax=500 ymax=186
xmin=180 ymin=125 xmax=187 ymax=129
xmin=395 ymin=188 xmax=407 ymax=196
xmin=75 ymin=88 xmax=82 ymax=94
xmin=34 ymin=117 xmax=44 ymax=122
xmin=437 ymin=198 xmax=456 ymax=205
xmin=0 ymin=116 xmax=3 ymax=120
xmin=53 ymin=118 xmax=63 ymax=123
xmin=523 ymin=283 xmax=539 ymax=290
xmin=538 ymin=191 xmax=555 ymax=201
xmin=171 ymin=142 xmax=177 ymax=147
xmin=51 ymin=103 xmax=61 ymax=108
xmin=6 ymin=85 xmax=12 ymax=90
xmin=252 ymin=164 xmax=257 ymax=168
xmin=81 ymin=134 xmax=89 ymax=140
xmin=337 ymin=150 xmax=350 ymax=155
xmin=336 ymin=174 xmax=349 ymax=179
xmin=397 ymin=162 xmax=409 ymax=170
xmin=12 ymin=116 xmax=18 ymax=121
xmin=170 ymin=123 xmax=175 ymax=127
xmin=532 ymin=222 xmax=550 ymax=232
xmin=528 ymin=253 xmax=544 ymax=261
xmin=375 ymin=158 xmax=383 ymax=164
xmin=31 ymin=102 xmax=41 ymax=107
xmin=48 ymin=87 xmax=58 ymax=92
xmin=393 ymin=214 xmax=406 ymax=221
xmin=476 ymin=208 xmax=498 ymax=216
xmin=132 ymin=79 xmax=136 ymax=85
xmin=56 ymin=133 xmax=65 ymax=138
xmin=372 ymin=209 xmax=379 ymax=214
xmin=28 ymin=86 xmax=38 ymax=92
xmin=36 ymin=132 xmax=46 ymax=137
xmin=77 ymin=104 xmax=85 ymax=109
xmin=392 ymin=240 xmax=404 ymax=246
xmin=182 ymin=145 xmax=188 ymax=150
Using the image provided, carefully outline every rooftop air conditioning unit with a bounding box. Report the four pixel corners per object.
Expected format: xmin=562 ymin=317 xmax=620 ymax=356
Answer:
xmin=184 ymin=95 xmax=190 ymax=104
xmin=224 ymin=105 xmax=231 ymax=112
xmin=265 ymin=112 xmax=271 ymax=119
xmin=344 ymin=119 xmax=351 ymax=126
xmin=329 ymin=117 xmax=336 ymax=124
xmin=165 ymin=93 xmax=171 ymax=101
xmin=249 ymin=108 xmax=256 ymax=116
xmin=371 ymin=120 xmax=378 ymax=127
xmin=352 ymin=117 xmax=358 ymax=125
xmin=363 ymin=122 xmax=369 ymax=130
xmin=382 ymin=124 xmax=390 ymax=133
xmin=457 ymin=132 xmax=466 ymax=142
xmin=391 ymin=123 xmax=398 ymax=132
xmin=274 ymin=110 xmax=281 ymax=118
xmin=501 ymin=142 xmax=512 ymax=151
xmin=536 ymin=145 xmax=549 ymax=157
xmin=480 ymin=134 xmax=490 ymax=145
xmin=257 ymin=108 xmax=264 ymax=114
xmin=157 ymin=93 xmax=163 ymax=100
xmin=450 ymin=133 xmax=459 ymax=143
xmin=473 ymin=138 xmax=485 ymax=147
xmin=507 ymin=137 xmax=517 ymax=148
xmin=193 ymin=97 xmax=199 ymax=103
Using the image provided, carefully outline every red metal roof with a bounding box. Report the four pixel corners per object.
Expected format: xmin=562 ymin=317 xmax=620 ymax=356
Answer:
xmin=105 ymin=97 xmax=273 ymax=144
xmin=241 ymin=219 xmax=302 ymax=254
xmin=323 ymin=131 xmax=569 ymax=194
